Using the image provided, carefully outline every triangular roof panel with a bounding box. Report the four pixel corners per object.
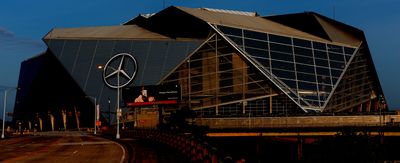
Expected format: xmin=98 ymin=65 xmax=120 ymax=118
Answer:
xmin=264 ymin=12 xmax=362 ymax=47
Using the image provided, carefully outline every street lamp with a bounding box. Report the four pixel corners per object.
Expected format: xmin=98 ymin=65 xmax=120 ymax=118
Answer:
xmin=108 ymin=98 xmax=111 ymax=126
xmin=101 ymin=66 xmax=121 ymax=139
xmin=2 ymin=87 xmax=15 ymax=139
xmin=85 ymin=96 xmax=97 ymax=135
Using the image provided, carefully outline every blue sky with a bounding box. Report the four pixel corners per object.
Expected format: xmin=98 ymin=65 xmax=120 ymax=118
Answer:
xmin=0 ymin=0 xmax=399 ymax=119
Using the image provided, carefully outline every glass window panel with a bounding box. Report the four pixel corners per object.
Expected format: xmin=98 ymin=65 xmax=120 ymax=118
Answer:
xmin=296 ymin=64 xmax=315 ymax=74
xmin=244 ymin=39 xmax=268 ymax=50
xmin=314 ymin=50 xmax=327 ymax=59
xmin=301 ymin=95 xmax=319 ymax=101
xmin=60 ymin=40 xmax=81 ymax=72
xmin=306 ymin=100 xmax=320 ymax=107
xmin=269 ymin=34 xmax=292 ymax=44
xmin=272 ymin=60 xmax=294 ymax=70
xmin=318 ymin=84 xmax=332 ymax=93
xmin=244 ymin=30 xmax=268 ymax=41
xmin=48 ymin=40 xmax=65 ymax=58
xmin=270 ymin=43 xmax=293 ymax=54
xmin=298 ymin=82 xmax=317 ymax=90
xmin=228 ymin=36 xmax=243 ymax=46
xmin=332 ymin=77 xmax=339 ymax=84
xmin=315 ymin=58 xmax=329 ymax=67
xmin=281 ymin=79 xmax=297 ymax=88
xmin=272 ymin=69 xmax=295 ymax=79
xmin=345 ymin=55 xmax=352 ymax=62
xmin=313 ymin=42 xmax=326 ymax=50
xmin=246 ymin=48 xmax=268 ymax=59
xmin=327 ymin=44 xmax=343 ymax=53
xmin=344 ymin=47 xmax=356 ymax=55
xmin=270 ymin=51 xmax=293 ymax=62
xmin=331 ymin=69 xmax=342 ymax=78
xmin=330 ymin=61 xmax=345 ymax=69
xmin=294 ymin=47 xmax=313 ymax=57
xmin=255 ymin=58 xmax=270 ymax=68
xmin=317 ymin=75 xmax=331 ymax=85
xmin=218 ymin=25 xmax=242 ymax=36
xmin=113 ymin=40 xmax=132 ymax=54
xmin=316 ymin=67 xmax=330 ymax=76
xmin=328 ymin=52 xmax=345 ymax=62
xmin=293 ymin=38 xmax=311 ymax=48
xmin=288 ymin=92 xmax=298 ymax=99
xmin=295 ymin=55 xmax=314 ymax=65
xmin=297 ymin=72 xmax=316 ymax=82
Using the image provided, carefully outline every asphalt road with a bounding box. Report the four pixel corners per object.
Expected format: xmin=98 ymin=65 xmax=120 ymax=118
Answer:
xmin=0 ymin=131 xmax=125 ymax=163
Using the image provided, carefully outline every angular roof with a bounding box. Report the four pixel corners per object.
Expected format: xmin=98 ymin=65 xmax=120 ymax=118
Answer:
xmin=264 ymin=12 xmax=362 ymax=47
xmin=125 ymin=6 xmax=363 ymax=47
xmin=44 ymin=25 xmax=169 ymax=40
xmin=176 ymin=6 xmax=330 ymax=43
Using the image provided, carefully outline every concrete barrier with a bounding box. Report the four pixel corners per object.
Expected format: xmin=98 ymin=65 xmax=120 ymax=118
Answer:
xmin=195 ymin=115 xmax=400 ymax=129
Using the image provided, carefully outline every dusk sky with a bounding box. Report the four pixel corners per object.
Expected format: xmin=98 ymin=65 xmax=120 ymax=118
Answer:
xmin=1 ymin=0 xmax=399 ymax=119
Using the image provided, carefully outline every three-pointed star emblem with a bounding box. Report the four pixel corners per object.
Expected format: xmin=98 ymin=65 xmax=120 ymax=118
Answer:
xmin=103 ymin=53 xmax=138 ymax=89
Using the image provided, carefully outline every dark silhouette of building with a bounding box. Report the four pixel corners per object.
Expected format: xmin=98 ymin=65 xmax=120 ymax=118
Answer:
xmin=14 ymin=6 xmax=387 ymax=130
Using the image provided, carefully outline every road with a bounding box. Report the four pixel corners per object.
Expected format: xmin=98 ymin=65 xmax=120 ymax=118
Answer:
xmin=0 ymin=131 xmax=125 ymax=163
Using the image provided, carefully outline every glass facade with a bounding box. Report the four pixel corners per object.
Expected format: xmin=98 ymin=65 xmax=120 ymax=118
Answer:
xmin=215 ymin=25 xmax=357 ymax=111
xmin=45 ymin=39 xmax=201 ymax=121
xmin=161 ymin=34 xmax=302 ymax=116
xmin=325 ymin=44 xmax=380 ymax=112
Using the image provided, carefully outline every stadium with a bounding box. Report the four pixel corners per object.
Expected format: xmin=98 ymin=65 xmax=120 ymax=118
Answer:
xmin=13 ymin=6 xmax=387 ymax=130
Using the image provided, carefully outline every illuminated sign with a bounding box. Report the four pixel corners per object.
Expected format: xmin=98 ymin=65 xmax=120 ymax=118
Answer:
xmin=122 ymin=85 xmax=180 ymax=107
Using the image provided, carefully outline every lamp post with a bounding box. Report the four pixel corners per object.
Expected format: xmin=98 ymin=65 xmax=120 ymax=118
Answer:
xmin=1 ymin=89 xmax=8 ymax=139
xmin=116 ymin=71 xmax=120 ymax=139
xmin=2 ymin=87 xmax=14 ymax=139
xmin=101 ymin=53 xmax=137 ymax=140
xmin=85 ymin=96 xmax=97 ymax=135
xmin=108 ymin=97 xmax=111 ymax=126
xmin=101 ymin=65 xmax=121 ymax=139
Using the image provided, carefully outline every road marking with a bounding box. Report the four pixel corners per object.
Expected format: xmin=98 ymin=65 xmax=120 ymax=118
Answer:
xmin=57 ymin=141 xmax=113 ymax=146
xmin=111 ymin=141 xmax=126 ymax=163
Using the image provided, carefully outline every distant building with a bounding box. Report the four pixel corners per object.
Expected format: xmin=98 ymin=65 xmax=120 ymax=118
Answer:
xmin=14 ymin=6 xmax=386 ymax=130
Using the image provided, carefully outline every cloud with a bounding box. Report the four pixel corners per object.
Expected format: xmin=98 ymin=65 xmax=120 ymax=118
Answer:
xmin=0 ymin=27 xmax=15 ymax=37
xmin=0 ymin=27 xmax=45 ymax=55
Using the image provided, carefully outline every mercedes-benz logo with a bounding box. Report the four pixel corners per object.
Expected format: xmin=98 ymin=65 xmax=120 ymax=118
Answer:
xmin=103 ymin=53 xmax=138 ymax=89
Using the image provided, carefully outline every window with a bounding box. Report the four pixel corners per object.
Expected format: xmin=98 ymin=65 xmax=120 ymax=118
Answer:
xmin=293 ymin=38 xmax=311 ymax=48
xmin=328 ymin=52 xmax=345 ymax=62
xmin=296 ymin=64 xmax=315 ymax=74
xmin=272 ymin=60 xmax=294 ymax=71
xmin=314 ymin=50 xmax=328 ymax=59
xmin=269 ymin=34 xmax=291 ymax=44
xmin=244 ymin=39 xmax=268 ymax=50
xmin=297 ymin=72 xmax=316 ymax=82
xmin=327 ymin=44 xmax=343 ymax=53
xmin=228 ymin=36 xmax=243 ymax=46
xmin=294 ymin=47 xmax=313 ymax=57
xmin=218 ymin=25 xmax=242 ymax=36
xmin=244 ymin=30 xmax=268 ymax=41
xmin=246 ymin=48 xmax=268 ymax=59
xmin=313 ymin=42 xmax=326 ymax=51
xmin=270 ymin=43 xmax=293 ymax=54
xmin=270 ymin=51 xmax=293 ymax=62
xmin=272 ymin=69 xmax=295 ymax=79
xmin=298 ymin=82 xmax=317 ymax=90
xmin=295 ymin=55 xmax=314 ymax=65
